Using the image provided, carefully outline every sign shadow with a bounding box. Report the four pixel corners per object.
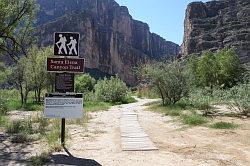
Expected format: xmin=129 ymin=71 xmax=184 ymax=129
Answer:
xmin=51 ymin=146 xmax=102 ymax=166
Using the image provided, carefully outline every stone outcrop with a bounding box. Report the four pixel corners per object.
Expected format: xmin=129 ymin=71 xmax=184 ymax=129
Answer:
xmin=36 ymin=0 xmax=179 ymax=85
xmin=180 ymin=0 xmax=250 ymax=63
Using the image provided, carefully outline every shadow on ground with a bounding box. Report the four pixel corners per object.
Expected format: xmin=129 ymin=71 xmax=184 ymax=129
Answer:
xmin=50 ymin=146 xmax=102 ymax=166
xmin=0 ymin=133 xmax=102 ymax=166
xmin=51 ymin=154 xmax=102 ymax=166
xmin=0 ymin=133 xmax=30 ymax=165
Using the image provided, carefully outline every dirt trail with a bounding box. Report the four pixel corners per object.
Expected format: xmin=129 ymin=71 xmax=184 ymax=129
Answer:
xmin=1 ymin=98 xmax=250 ymax=166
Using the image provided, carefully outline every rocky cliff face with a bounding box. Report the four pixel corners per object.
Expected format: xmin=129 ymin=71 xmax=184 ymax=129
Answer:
xmin=180 ymin=0 xmax=250 ymax=63
xmin=36 ymin=0 xmax=179 ymax=85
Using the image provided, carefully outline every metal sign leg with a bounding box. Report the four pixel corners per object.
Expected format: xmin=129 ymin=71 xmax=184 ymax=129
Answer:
xmin=61 ymin=118 xmax=65 ymax=146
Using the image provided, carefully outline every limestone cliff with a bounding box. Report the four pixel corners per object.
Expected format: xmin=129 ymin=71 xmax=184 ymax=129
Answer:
xmin=180 ymin=0 xmax=250 ymax=63
xmin=36 ymin=0 xmax=179 ymax=85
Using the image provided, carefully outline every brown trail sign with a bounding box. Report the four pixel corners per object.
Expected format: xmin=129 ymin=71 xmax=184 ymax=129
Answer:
xmin=45 ymin=32 xmax=84 ymax=146
xmin=47 ymin=57 xmax=84 ymax=73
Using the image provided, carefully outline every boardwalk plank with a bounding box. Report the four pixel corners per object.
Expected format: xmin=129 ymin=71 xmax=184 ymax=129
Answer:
xmin=120 ymin=109 xmax=158 ymax=151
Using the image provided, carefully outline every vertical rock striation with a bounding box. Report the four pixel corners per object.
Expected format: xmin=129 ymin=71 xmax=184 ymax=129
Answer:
xmin=180 ymin=0 xmax=250 ymax=63
xmin=36 ymin=0 xmax=179 ymax=85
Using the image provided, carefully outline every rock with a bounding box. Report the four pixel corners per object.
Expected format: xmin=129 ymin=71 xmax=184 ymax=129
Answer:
xmin=180 ymin=0 xmax=250 ymax=63
xmin=36 ymin=0 xmax=180 ymax=85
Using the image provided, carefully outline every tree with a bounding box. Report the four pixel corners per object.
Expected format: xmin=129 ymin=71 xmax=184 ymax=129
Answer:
xmin=187 ymin=48 xmax=243 ymax=89
xmin=140 ymin=61 xmax=189 ymax=105
xmin=196 ymin=51 xmax=219 ymax=89
xmin=216 ymin=48 xmax=243 ymax=88
xmin=11 ymin=46 xmax=53 ymax=105
xmin=75 ymin=74 xmax=96 ymax=93
xmin=0 ymin=0 xmax=38 ymax=61
xmin=11 ymin=57 xmax=30 ymax=105
xmin=25 ymin=46 xmax=53 ymax=102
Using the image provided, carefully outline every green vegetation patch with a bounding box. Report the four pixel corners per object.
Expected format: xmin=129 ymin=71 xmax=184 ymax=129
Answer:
xmin=7 ymin=100 xmax=22 ymax=110
xmin=120 ymin=95 xmax=137 ymax=104
xmin=23 ymin=102 xmax=43 ymax=111
xmin=210 ymin=121 xmax=239 ymax=129
xmin=0 ymin=114 xmax=8 ymax=127
xmin=84 ymin=101 xmax=111 ymax=112
xmin=181 ymin=114 xmax=208 ymax=126
xmin=149 ymin=103 xmax=183 ymax=116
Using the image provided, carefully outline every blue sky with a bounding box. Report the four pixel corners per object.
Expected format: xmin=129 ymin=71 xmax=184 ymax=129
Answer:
xmin=115 ymin=0 xmax=209 ymax=45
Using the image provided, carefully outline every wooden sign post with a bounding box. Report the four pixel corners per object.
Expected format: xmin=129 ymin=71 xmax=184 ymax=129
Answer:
xmin=45 ymin=32 xmax=84 ymax=146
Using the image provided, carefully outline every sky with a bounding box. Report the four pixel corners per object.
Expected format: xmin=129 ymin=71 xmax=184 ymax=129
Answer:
xmin=115 ymin=0 xmax=209 ymax=45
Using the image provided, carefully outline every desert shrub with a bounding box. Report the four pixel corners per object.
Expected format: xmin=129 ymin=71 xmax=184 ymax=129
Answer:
xmin=84 ymin=91 xmax=96 ymax=102
xmin=181 ymin=113 xmax=208 ymax=126
xmin=121 ymin=95 xmax=136 ymax=104
xmin=139 ymin=61 xmax=189 ymax=105
xmin=75 ymin=74 xmax=96 ymax=93
xmin=6 ymin=119 xmax=34 ymax=134
xmin=94 ymin=76 xmax=128 ymax=103
xmin=228 ymin=82 xmax=250 ymax=116
xmin=188 ymin=88 xmax=212 ymax=111
xmin=210 ymin=121 xmax=239 ymax=129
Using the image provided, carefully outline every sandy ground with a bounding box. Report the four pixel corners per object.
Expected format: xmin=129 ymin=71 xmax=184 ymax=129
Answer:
xmin=1 ymin=98 xmax=250 ymax=166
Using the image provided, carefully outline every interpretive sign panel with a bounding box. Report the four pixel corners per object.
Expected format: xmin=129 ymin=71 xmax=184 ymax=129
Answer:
xmin=55 ymin=73 xmax=74 ymax=93
xmin=47 ymin=57 xmax=84 ymax=73
xmin=54 ymin=32 xmax=80 ymax=56
xmin=44 ymin=93 xmax=83 ymax=119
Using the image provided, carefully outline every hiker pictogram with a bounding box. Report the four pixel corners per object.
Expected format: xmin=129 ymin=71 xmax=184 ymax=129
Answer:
xmin=54 ymin=32 xmax=80 ymax=56
xmin=56 ymin=34 xmax=68 ymax=55
xmin=67 ymin=36 xmax=78 ymax=55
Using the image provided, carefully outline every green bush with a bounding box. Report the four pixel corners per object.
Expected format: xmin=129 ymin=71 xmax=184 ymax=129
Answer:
xmin=139 ymin=61 xmax=189 ymax=105
xmin=75 ymin=74 xmax=96 ymax=93
xmin=94 ymin=76 xmax=128 ymax=103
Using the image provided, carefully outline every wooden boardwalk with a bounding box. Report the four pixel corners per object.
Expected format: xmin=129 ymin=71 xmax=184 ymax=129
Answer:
xmin=120 ymin=108 xmax=158 ymax=151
